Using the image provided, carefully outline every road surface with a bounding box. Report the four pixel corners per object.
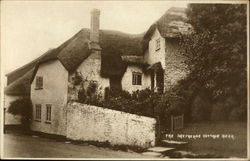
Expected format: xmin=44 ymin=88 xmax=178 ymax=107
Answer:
xmin=3 ymin=132 xmax=156 ymax=159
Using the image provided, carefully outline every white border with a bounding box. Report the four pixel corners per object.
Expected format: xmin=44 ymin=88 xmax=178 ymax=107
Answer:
xmin=0 ymin=0 xmax=249 ymax=160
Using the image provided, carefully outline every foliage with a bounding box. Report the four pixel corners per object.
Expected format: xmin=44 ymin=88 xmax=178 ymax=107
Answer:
xmin=178 ymin=4 xmax=247 ymax=121
xmin=8 ymin=98 xmax=32 ymax=129
xmin=78 ymin=88 xmax=86 ymax=103
xmin=77 ymin=81 xmax=102 ymax=106
xmin=191 ymin=93 xmax=212 ymax=121
xmin=71 ymin=71 xmax=83 ymax=85
xmin=228 ymin=104 xmax=247 ymax=121
xmin=102 ymin=88 xmax=159 ymax=117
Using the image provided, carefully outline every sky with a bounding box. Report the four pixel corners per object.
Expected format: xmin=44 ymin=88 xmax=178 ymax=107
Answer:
xmin=1 ymin=0 xmax=189 ymax=74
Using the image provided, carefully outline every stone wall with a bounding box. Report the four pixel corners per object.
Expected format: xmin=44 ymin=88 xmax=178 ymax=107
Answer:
xmin=66 ymin=102 xmax=156 ymax=148
xmin=164 ymin=39 xmax=188 ymax=91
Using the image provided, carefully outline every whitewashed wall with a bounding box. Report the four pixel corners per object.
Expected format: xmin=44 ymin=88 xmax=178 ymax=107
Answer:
xmin=30 ymin=60 xmax=68 ymax=136
xmin=66 ymin=102 xmax=156 ymax=148
xmin=68 ymin=51 xmax=109 ymax=101
xmin=4 ymin=94 xmax=22 ymax=125
xmin=144 ymin=28 xmax=166 ymax=68
xmin=121 ymin=65 xmax=151 ymax=93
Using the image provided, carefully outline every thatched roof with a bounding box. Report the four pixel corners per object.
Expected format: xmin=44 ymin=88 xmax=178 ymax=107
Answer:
xmin=144 ymin=7 xmax=192 ymax=39
xmin=143 ymin=7 xmax=192 ymax=51
xmin=4 ymin=67 xmax=35 ymax=96
xmin=121 ymin=55 xmax=148 ymax=67
xmin=147 ymin=62 xmax=163 ymax=71
xmin=5 ymin=28 xmax=144 ymax=95
xmin=5 ymin=7 xmax=190 ymax=95
xmin=99 ymin=30 xmax=143 ymax=77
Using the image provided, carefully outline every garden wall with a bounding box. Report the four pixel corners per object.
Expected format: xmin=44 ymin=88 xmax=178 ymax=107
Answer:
xmin=66 ymin=102 xmax=156 ymax=148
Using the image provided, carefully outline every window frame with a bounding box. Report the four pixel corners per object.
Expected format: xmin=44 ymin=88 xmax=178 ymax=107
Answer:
xmin=35 ymin=104 xmax=41 ymax=122
xmin=35 ymin=76 xmax=43 ymax=90
xmin=132 ymin=72 xmax=142 ymax=85
xmin=155 ymin=38 xmax=161 ymax=51
xmin=45 ymin=104 xmax=52 ymax=124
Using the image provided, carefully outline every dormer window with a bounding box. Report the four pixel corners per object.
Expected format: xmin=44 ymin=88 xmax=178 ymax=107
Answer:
xmin=35 ymin=76 xmax=43 ymax=89
xmin=155 ymin=38 xmax=161 ymax=51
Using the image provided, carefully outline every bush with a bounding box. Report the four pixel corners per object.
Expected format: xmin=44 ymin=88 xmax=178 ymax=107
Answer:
xmin=8 ymin=98 xmax=32 ymax=130
xmin=78 ymin=88 xmax=86 ymax=103
xmin=210 ymin=102 xmax=229 ymax=121
xmin=106 ymin=88 xmax=132 ymax=99
xmin=191 ymin=93 xmax=211 ymax=122
xmin=228 ymin=104 xmax=247 ymax=121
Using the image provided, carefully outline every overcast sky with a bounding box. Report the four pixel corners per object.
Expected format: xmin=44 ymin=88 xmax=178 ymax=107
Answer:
xmin=1 ymin=1 xmax=189 ymax=74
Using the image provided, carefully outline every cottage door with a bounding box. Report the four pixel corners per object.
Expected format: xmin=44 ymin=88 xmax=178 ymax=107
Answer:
xmin=151 ymin=71 xmax=155 ymax=91
xmin=156 ymin=69 xmax=164 ymax=93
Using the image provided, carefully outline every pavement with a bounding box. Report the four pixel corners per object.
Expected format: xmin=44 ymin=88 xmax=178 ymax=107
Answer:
xmin=3 ymin=132 xmax=157 ymax=159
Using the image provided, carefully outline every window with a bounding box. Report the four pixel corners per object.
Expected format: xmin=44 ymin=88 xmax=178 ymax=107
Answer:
xmin=155 ymin=38 xmax=161 ymax=51
xmin=35 ymin=76 xmax=43 ymax=89
xmin=35 ymin=104 xmax=41 ymax=121
xmin=132 ymin=72 xmax=142 ymax=85
xmin=46 ymin=104 xmax=52 ymax=123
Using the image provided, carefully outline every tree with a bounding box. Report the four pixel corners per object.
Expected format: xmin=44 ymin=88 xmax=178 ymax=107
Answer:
xmin=179 ymin=4 xmax=247 ymax=121
xmin=8 ymin=98 xmax=32 ymax=130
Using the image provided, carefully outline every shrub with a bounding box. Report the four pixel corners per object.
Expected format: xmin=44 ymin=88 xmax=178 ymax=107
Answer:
xmin=191 ymin=94 xmax=211 ymax=122
xmin=72 ymin=71 xmax=83 ymax=85
xmin=78 ymin=88 xmax=86 ymax=103
xmin=132 ymin=88 xmax=152 ymax=102
xmin=106 ymin=88 xmax=132 ymax=99
xmin=86 ymin=81 xmax=98 ymax=97
xmin=8 ymin=98 xmax=32 ymax=130
xmin=210 ymin=102 xmax=228 ymax=121
xmin=228 ymin=104 xmax=247 ymax=121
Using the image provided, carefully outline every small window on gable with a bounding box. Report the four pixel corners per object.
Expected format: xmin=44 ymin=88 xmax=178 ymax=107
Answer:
xmin=46 ymin=104 xmax=52 ymax=123
xmin=132 ymin=72 xmax=142 ymax=85
xmin=35 ymin=76 xmax=43 ymax=89
xmin=156 ymin=38 xmax=161 ymax=51
xmin=35 ymin=104 xmax=41 ymax=121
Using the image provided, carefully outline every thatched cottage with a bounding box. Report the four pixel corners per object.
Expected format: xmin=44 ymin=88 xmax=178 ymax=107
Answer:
xmin=4 ymin=7 xmax=191 ymax=135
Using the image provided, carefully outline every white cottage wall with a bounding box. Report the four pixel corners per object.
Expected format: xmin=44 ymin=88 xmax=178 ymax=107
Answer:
xmin=144 ymin=29 xmax=166 ymax=68
xmin=121 ymin=65 xmax=151 ymax=93
xmin=30 ymin=60 xmax=68 ymax=136
xmin=68 ymin=51 xmax=109 ymax=100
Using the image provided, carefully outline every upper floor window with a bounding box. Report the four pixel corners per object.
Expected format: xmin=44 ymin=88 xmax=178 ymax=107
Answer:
xmin=35 ymin=104 xmax=41 ymax=121
xmin=35 ymin=76 xmax=43 ymax=89
xmin=132 ymin=72 xmax=142 ymax=85
xmin=155 ymin=38 xmax=161 ymax=51
xmin=46 ymin=104 xmax=52 ymax=123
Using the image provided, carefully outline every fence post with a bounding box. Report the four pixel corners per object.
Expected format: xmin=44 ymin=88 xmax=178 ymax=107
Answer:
xmin=171 ymin=115 xmax=173 ymax=132
xmin=155 ymin=116 xmax=161 ymax=145
xmin=182 ymin=114 xmax=184 ymax=128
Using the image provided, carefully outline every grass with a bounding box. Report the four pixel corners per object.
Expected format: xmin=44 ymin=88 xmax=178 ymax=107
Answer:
xmin=165 ymin=121 xmax=247 ymax=158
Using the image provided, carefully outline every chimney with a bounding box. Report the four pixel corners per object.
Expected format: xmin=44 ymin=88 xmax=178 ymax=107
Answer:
xmin=90 ymin=9 xmax=100 ymax=43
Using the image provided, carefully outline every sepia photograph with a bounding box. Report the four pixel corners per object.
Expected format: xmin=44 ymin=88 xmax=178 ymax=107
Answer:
xmin=0 ymin=0 xmax=249 ymax=160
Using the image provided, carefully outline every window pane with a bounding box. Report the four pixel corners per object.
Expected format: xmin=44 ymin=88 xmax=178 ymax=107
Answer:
xmin=36 ymin=76 xmax=43 ymax=89
xmin=132 ymin=74 xmax=135 ymax=85
xmin=46 ymin=104 xmax=51 ymax=121
xmin=35 ymin=104 xmax=41 ymax=120
xmin=132 ymin=72 xmax=142 ymax=85
xmin=138 ymin=74 xmax=142 ymax=85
